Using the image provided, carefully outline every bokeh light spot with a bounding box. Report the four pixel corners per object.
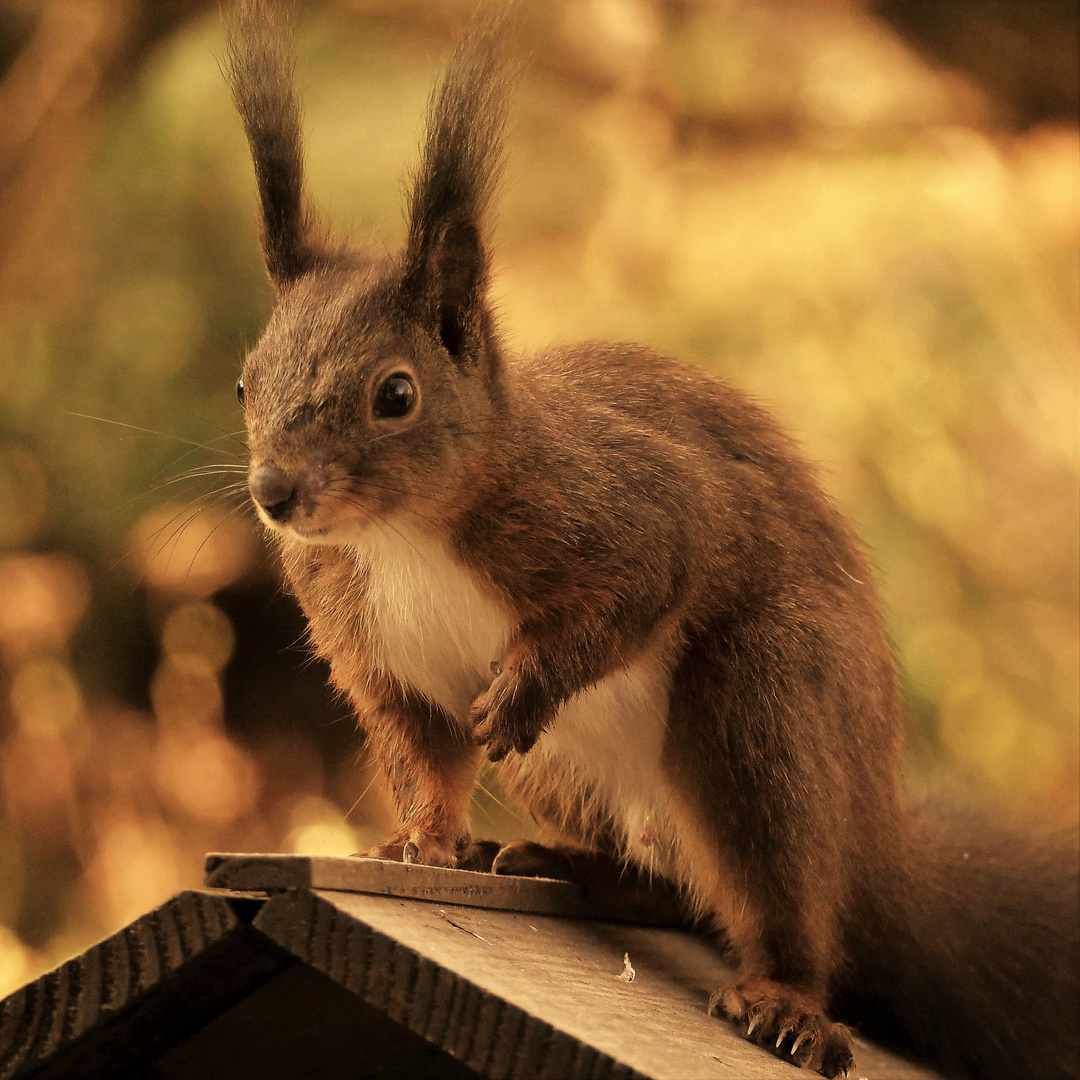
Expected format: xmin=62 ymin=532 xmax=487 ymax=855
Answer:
xmin=161 ymin=600 xmax=235 ymax=676
xmin=152 ymin=732 xmax=259 ymax=825
xmin=286 ymin=795 xmax=360 ymax=857
xmin=0 ymin=448 xmax=47 ymax=549
xmin=0 ymin=926 xmax=33 ymax=1000
xmin=9 ymin=659 xmax=84 ymax=738
xmin=129 ymin=502 xmax=256 ymax=597
xmin=150 ymin=661 xmax=223 ymax=731
xmin=0 ymin=553 xmax=89 ymax=659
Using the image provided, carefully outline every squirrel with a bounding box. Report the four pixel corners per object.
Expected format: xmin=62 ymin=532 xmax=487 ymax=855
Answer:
xmin=223 ymin=3 xmax=1079 ymax=1078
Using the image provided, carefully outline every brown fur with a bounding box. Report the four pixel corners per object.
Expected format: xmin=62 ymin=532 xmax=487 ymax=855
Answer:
xmin=224 ymin=5 xmax=1080 ymax=1079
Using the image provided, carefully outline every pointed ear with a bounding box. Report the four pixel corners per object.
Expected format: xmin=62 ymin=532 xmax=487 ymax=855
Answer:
xmin=399 ymin=7 xmax=513 ymax=360
xmin=225 ymin=0 xmax=327 ymax=292
xmin=404 ymin=217 xmax=487 ymax=359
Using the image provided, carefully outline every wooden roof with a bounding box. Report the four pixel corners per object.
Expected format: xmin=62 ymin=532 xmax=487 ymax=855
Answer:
xmin=0 ymin=855 xmax=942 ymax=1080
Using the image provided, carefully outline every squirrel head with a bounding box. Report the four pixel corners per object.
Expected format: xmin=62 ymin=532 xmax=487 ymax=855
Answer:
xmin=226 ymin=1 xmax=512 ymax=544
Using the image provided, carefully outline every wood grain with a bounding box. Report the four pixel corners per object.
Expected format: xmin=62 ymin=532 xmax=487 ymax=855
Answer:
xmin=253 ymin=887 xmax=944 ymax=1080
xmin=0 ymin=874 xmax=946 ymax=1080
xmin=204 ymin=853 xmax=684 ymax=925
xmin=0 ymin=891 xmax=291 ymax=1080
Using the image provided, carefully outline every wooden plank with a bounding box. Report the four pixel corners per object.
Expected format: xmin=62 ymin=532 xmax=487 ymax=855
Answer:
xmin=204 ymin=854 xmax=682 ymax=925
xmin=254 ymin=888 xmax=944 ymax=1080
xmin=0 ymin=891 xmax=290 ymax=1080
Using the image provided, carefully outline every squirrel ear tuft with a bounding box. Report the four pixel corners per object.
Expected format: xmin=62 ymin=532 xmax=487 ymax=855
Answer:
xmin=417 ymin=218 xmax=486 ymax=360
xmin=400 ymin=7 xmax=514 ymax=359
xmin=224 ymin=0 xmax=327 ymax=291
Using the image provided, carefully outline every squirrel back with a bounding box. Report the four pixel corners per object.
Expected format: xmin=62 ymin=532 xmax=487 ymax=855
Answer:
xmin=224 ymin=5 xmax=1080 ymax=1078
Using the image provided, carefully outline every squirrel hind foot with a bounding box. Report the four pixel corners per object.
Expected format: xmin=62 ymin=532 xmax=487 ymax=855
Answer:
xmin=708 ymin=979 xmax=854 ymax=1078
xmin=490 ymin=839 xmax=579 ymax=880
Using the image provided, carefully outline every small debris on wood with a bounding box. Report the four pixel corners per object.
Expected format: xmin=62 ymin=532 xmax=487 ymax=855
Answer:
xmin=617 ymin=952 xmax=636 ymax=983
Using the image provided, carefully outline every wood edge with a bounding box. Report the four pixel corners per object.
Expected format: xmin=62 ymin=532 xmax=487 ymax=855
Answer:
xmin=204 ymin=853 xmax=314 ymax=891
xmin=204 ymin=853 xmax=688 ymax=925
xmin=0 ymin=890 xmax=267 ymax=1080
xmin=205 ymin=854 xmax=586 ymax=915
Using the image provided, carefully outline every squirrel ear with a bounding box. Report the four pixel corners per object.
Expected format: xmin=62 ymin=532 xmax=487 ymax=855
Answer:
xmin=406 ymin=217 xmax=487 ymax=360
xmin=225 ymin=0 xmax=327 ymax=292
xmin=400 ymin=6 xmax=513 ymax=360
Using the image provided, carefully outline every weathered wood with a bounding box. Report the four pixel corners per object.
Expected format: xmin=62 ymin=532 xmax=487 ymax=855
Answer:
xmin=0 ymin=872 xmax=946 ymax=1080
xmin=0 ymin=891 xmax=291 ymax=1080
xmin=253 ymin=888 xmax=943 ymax=1080
xmin=204 ymin=854 xmax=684 ymax=925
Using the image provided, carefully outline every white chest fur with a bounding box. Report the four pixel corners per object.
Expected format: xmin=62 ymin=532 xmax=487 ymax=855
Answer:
xmin=352 ymin=522 xmax=675 ymax=869
xmin=539 ymin=644 xmax=677 ymax=874
xmin=352 ymin=521 xmax=513 ymax=722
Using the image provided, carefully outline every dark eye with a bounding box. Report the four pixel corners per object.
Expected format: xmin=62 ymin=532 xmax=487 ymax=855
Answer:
xmin=374 ymin=373 xmax=416 ymax=419
xmin=236 ymin=376 xmax=245 ymax=406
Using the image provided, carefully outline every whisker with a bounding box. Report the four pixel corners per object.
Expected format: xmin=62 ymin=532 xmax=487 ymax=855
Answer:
xmin=125 ymin=506 xmax=205 ymax=594
xmin=134 ymin=483 xmax=249 ymax=574
xmin=65 ymin=412 xmax=245 ymax=458
xmin=182 ymin=501 xmax=247 ymax=591
xmin=475 ymin=776 xmax=513 ymax=816
xmin=143 ymin=467 xmax=249 ymax=497
xmin=193 ymin=415 xmax=250 ymax=454
xmin=314 ymin=768 xmax=385 ymax=855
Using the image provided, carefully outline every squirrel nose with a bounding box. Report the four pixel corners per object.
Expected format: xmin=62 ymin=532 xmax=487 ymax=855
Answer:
xmin=249 ymin=464 xmax=298 ymax=520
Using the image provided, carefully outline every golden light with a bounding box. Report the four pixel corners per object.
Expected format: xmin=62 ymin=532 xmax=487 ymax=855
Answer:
xmin=0 ymin=447 xmax=47 ymax=549
xmin=0 ymin=553 xmax=89 ymax=659
xmin=128 ymin=501 xmax=257 ymax=597
xmin=152 ymin=730 xmax=260 ymax=826
xmin=85 ymin=813 xmax=187 ymax=930
xmin=286 ymin=794 xmax=360 ymax=857
xmin=9 ymin=658 xmax=83 ymax=738
xmin=0 ymin=927 xmax=34 ymax=1001
xmin=149 ymin=661 xmax=223 ymax=730
xmin=160 ymin=600 xmax=236 ymax=677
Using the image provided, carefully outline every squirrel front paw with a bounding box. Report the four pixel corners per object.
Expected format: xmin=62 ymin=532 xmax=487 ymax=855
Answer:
xmin=469 ymin=669 xmax=550 ymax=762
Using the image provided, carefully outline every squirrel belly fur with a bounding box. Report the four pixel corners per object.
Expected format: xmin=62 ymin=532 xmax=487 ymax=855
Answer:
xmin=224 ymin=4 xmax=1080 ymax=1078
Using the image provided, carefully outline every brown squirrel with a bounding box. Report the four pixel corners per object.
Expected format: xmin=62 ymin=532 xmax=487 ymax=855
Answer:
xmin=223 ymin=3 xmax=1079 ymax=1078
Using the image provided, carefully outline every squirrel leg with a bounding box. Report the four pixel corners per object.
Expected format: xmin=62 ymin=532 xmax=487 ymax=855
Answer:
xmin=665 ymin=634 xmax=857 ymax=1078
xmin=352 ymin=674 xmax=481 ymax=869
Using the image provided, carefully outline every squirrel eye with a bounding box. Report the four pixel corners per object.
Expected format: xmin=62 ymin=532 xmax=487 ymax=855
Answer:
xmin=373 ymin=373 xmax=416 ymax=419
xmin=236 ymin=376 xmax=245 ymax=406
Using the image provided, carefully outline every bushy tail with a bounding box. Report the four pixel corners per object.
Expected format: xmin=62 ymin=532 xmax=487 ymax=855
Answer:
xmin=837 ymin=803 xmax=1080 ymax=1080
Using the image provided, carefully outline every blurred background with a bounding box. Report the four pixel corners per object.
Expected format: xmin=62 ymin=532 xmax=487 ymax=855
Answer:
xmin=0 ymin=0 xmax=1076 ymax=995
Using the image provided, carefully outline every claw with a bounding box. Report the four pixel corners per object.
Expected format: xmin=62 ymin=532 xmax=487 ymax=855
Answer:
xmin=776 ymin=1026 xmax=791 ymax=1048
xmin=790 ymin=1032 xmax=808 ymax=1056
xmin=746 ymin=1015 xmax=760 ymax=1037
xmin=403 ymin=841 xmax=420 ymax=864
